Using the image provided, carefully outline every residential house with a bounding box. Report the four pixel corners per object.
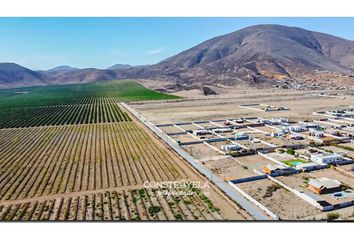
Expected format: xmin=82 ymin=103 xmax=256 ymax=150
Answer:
xmin=308 ymin=178 xmax=342 ymax=194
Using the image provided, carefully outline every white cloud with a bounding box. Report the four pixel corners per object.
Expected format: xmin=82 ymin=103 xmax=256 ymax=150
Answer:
xmin=146 ymin=47 xmax=167 ymax=55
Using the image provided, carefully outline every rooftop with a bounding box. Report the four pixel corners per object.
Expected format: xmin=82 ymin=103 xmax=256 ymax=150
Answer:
xmin=309 ymin=177 xmax=341 ymax=189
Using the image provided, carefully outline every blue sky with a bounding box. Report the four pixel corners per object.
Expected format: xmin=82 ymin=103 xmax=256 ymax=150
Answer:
xmin=0 ymin=17 xmax=353 ymax=70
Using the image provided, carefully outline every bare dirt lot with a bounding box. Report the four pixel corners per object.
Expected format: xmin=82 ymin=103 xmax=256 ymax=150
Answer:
xmin=204 ymin=157 xmax=256 ymax=181
xmin=171 ymin=133 xmax=198 ymax=143
xmin=235 ymin=155 xmax=274 ymax=171
xmin=158 ymin=125 xmax=184 ymax=134
xmin=130 ymin=88 xmax=354 ymax=124
xmin=181 ymin=143 xmax=221 ymax=161
xmin=237 ymin=179 xmax=321 ymax=219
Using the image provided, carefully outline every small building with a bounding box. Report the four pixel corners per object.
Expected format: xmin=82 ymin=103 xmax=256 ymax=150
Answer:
xmin=271 ymin=118 xmax=289 ymax=124
xmin=271 ymin=131 xmax=285 ymax=137
xmin=260 ymin=119 xmax=272 ymax=125
xmin=235 ymin=118 xmax=244 ymax=123
xmin=308 ymin=178 xmax=342 ymax=194
xmin=221 ymin=144 xmax=241 ymax=151
xmin=224 ymin=121 xmax=232 ymax=126
xmin=212 ymin=128 xmax=233 ymax=133
xmin=295 ymin=162 xmax=326 ymax=172
xmin=283 ymin=125 xmax=306 ymax=132
xmin=327 ymin=130 xmax=341 ymax=136
xmin=193 ymin=129 xmax=211 ymax=136
xmin=289 ymin=134 xmax=304 ymax=140
xmin=303 ymin=123 xmax=320 ymax=130
xmin=310 ymin=153 xmax=343 ymax=164
xmin=309 ymin=129 xmax=324 ymax=138
xmin=234 ymin=133 xmax=249 ymax=140
xmin=263 ymin=164 xmax=291 ymax=175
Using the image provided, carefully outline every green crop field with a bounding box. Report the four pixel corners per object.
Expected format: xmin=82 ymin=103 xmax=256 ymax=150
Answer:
xmin=0 ymin=80 xmax=178 ymax=129
xmin=0 ymin=79 xmax=179 ymax=109
xmin=0 ymin=98 xmax=131 ymax=128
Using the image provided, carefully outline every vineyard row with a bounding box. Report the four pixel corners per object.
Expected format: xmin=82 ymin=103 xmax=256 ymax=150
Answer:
xmin=0 ymin=187 xmax=223 ymax=221
xmin=0 ymin=98 xmax=131 ymax=129
xmin=0 ymin=122 xmax=186 ymax=201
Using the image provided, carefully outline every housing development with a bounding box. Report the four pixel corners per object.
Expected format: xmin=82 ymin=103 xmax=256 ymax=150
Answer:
xmin=128 ymin=87 xmax=354 ymax=220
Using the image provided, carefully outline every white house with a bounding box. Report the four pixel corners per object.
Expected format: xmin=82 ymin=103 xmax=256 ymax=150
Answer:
xmin=260 ymin=119 xmax=272 ymax=124
xmin=221 ymin=144 xmax=241 ymax=151
xmin=283 ymin=125 xmax=306 ymax=132
xmin=212 ymin=128 xmax=233 ymax=133
xmin=310 ymin=153 xmax=343 ymax=164
xmin=295 ymin=162 xmax=326 ymax=172
xmin=271 ymin=131 xmax=285 ymax=137
xmin=303 ymin=123 xmax=320 ymax=129
xmin=234 ymin=133 xmax=249 ymax=140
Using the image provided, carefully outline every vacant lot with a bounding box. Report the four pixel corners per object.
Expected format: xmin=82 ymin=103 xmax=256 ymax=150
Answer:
xmin=130 ymin=89 xmax=354 ymax=124
xmin=237 ymin=179 xmax=321 ymax=219
xmin=204 ymin=157 xmax=256 ymax=180
xmin=235 ymin=155 xmax=274 ymax=171
xmin=181 ymin=143 xmax=221 ymax=161
xmin=158 ymin=125 xmax=184 ymax=134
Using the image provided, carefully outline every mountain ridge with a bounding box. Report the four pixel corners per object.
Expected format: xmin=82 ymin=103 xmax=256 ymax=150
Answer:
xmin=1 ymin=24 xmax=353 ymax=89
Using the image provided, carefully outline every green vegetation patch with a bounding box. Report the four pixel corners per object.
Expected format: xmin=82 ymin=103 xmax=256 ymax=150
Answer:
xmin=0 ymin=80 xmax=178 ymax=129
xmin=336 ymin=145 xmax=354 ymax=152
xmin=326 ymin=212 xmax=340 ymax=221
xmin=0 ymin=79 xmax=179 ymax=109
xmin=286 ymin=148 xmax=295 ymax=155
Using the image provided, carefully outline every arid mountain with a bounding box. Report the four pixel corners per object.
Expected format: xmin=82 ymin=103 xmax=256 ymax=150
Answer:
xmin=1 ymin=24 xmax=354 ymax=89
xmin=44 ymin=68 xmax=119 ymax=85
xmin=120 ymin=24 xmax=354 ymax=87
xmin=45 ymin=65 xmax=79 ymax=73
xmin=106 ymin=64 xmax=132 ymax=70
xmin=0 ymin=63 xmax=46 ymax=89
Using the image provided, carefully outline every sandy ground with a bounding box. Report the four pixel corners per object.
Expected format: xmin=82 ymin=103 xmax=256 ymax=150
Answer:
xmin=265 ymin=152 xmax=299 ymax=162
xmin=181 ymin=143 xmax=222 ymax=161
xmin=158 ymin=125 xmax=184 ymax=134
xmin=130 ymin=88 xmax=354 ymax=124
xmin=203 ymin=157 xmax=256 ymax=180
xmin=237 ymin=179 xmax=321 ymax=219
xmin=235 ymin=155 xmax=274 ymax=171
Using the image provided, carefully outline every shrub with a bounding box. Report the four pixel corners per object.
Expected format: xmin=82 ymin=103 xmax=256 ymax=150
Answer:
xmin=286 ymin=148 xmax=295 ymax=155
xmin=327 ymin=212 xmax=340 ymax=221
